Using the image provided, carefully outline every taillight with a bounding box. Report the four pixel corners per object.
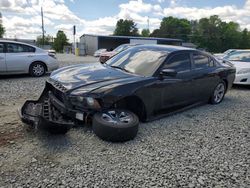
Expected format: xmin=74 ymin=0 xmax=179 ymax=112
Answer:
xmin=48 ymin=53 xmax=56 ymax=59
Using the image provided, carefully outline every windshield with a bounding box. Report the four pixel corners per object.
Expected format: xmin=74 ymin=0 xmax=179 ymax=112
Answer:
xmin=106 ymin=46 xmax=168 ymax=76
xmin=223 ymin=49 xmax=235 ymax=55
xmin=224 ymin=51 xmax=250 ymax=62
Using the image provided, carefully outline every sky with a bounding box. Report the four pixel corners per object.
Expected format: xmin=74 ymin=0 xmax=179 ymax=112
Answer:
xmin=0 ymin=0 xmax=249 ymax=42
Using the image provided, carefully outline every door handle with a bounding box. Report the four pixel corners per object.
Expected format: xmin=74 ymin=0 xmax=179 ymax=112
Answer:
xmin=0 ymin=57 xmax=4 ymax=60
xmin=27 ymin=55 xmax=34 ymax=57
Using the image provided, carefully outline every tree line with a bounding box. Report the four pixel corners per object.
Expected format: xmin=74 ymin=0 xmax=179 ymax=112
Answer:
xmin=0 ymin=22 xmax=68 ymax=53
xmin=113 ymin=15 xmax=250 ymax=53
xmin=0 ymin=23 xmax=5 ymax=38
xmin=36 ymin=31 xmax=69 ymax=53
xmin=2 ymin=15 xmax=250 ymax=53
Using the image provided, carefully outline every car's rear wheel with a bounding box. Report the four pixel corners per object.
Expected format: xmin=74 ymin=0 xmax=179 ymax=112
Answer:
xmin=29 ymin=62 xmax=46 ymax=77
xmin=210 ymin=81 xmax=226 ymax=104
xmin=92 ymin=109 xmax=139 ymax=142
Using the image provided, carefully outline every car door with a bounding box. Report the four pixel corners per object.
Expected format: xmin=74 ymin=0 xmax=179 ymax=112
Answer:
xmin=0 ymin=42 xmax=6 ymax=72
xmin=5 ymin=43 xmax=35 ymax=72
xmin=156 ymin=52 xmax=195 ymax=112
xmin=191 ymin=53 xmax=219 ymax=101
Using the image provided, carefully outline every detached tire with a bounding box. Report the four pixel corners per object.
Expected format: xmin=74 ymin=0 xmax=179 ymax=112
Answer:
xmin=93 ymin=109 xmax=139 ymax=142
xmin=29 ymin=62 xmax=46 ymax=77
xmin=210 ymin=81 xmax=226 ymax=104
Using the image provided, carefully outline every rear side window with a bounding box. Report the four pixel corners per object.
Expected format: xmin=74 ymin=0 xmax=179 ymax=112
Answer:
xmin=0 ymin=43 xmax=4 ymax=53
xmin=164 ymin=53 xmax=191 ymax=72
xmin=193 ymin=54 xmax=214 ymax=68
xmin=7 ymin=43 xmax=36 ymax=53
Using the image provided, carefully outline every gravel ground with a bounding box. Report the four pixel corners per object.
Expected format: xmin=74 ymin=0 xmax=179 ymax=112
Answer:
xmin=0 ymin=54 xmax=249 ymax=187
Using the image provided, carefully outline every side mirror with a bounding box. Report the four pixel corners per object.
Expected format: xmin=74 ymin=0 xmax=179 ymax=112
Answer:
xmin=160 ymin=69 xmax=177 ymax=78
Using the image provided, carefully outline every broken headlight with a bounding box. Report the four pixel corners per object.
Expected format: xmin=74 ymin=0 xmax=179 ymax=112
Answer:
xmin=70 ymin=96 xmax=101 ymax=109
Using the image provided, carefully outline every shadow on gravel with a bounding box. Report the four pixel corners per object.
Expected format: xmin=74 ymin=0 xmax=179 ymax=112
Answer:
xmin=0 ymin=73 xmax=50 ymax=80
xmin=35 ymin=130 xmax=72 ymax=153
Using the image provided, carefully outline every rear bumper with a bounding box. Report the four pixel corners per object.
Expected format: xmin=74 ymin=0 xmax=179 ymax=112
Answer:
xmin=47 ymin=59 xmax=59 ymax=72
xmin=234 ymin=73 xmax=250 ymax=85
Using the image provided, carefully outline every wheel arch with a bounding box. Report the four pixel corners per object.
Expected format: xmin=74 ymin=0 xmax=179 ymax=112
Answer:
xmin=29 ymin=61 xmax=48 ymax=72
xmin=222 ymin=79 xmax=228 ymax=91
xmin=112 ymin=95 xmax=147 ymax=122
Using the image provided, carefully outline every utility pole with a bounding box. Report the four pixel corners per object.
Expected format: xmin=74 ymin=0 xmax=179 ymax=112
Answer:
xmin=73 ymin=25 xmax=76 ymax=54
xmin=147 ymin=17 xmax=150 ymax=31
xmin=41 ymin=7 xmax=45 ymax=46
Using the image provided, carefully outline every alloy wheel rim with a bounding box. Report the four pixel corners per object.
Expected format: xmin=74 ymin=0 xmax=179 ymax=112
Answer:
xmin=214 ymin=83 xmax=225 ymax=103
xmin=102 ymin=110 xmax=132 ymax=124
xmin=33 ymin=64 xmax=44 ymax=76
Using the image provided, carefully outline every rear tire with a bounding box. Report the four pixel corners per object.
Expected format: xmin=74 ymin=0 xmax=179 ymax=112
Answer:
xmin=210 ymin=81 xmax=226 ymax=104
xmin=29 ymin=62 xmax=46 ymax=77
xmin=93 ymin=109 xmax=139 ymax=142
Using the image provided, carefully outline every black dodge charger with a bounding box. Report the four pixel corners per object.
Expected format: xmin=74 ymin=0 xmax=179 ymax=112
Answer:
xmin=20 ymin=45 xmax=236 ymax=142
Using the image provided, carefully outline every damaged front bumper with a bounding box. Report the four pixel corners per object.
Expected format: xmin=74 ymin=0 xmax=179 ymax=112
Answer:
xmin=19 ymin=82 xmax=92 ymax=134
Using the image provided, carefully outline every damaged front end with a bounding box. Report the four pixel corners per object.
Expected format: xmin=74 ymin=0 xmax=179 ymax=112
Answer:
xmin=19 ymin=81 xmax=85 ymax=134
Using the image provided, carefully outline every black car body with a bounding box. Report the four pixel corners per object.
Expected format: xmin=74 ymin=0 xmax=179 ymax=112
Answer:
xmin=20 ymin=45 xmax=235 ymax=140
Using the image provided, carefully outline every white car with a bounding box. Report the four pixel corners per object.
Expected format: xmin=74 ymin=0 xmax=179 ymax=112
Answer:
xmin=93 ymin=48 xmax=107 ymax=57
xmin=223 ymin=50 xmax=250 ymax=85
xmin=214 ymin=49 xmax=236 ymax=59
xmin=0 ymin=40 xmax=59 ymax=77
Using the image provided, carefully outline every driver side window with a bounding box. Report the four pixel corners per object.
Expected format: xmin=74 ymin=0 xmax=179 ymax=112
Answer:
xmin=164 ymin=53 xmax=191 ymax=72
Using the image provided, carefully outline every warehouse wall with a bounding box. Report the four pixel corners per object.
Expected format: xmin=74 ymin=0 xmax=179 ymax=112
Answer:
xmin=98 ymin=37 xmax=129 ymax=51
xmin=80 ymin=35 xmax=98 ymax=55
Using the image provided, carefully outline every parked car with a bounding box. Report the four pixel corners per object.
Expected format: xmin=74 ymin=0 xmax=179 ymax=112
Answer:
xmin=93 ymin=48 xmax=107 ymax=57
xmin=20 ymin=45 xmax=235 ymax=142
xmin=99 ymin=43 xmax=139 ymax=63
xmin=222 ymin=50 xmax=250 ymax=85
xmin=0 ymin=40 xmax=59 ymax=77
xmin=214 ymin=49 xmax=236 ymax=59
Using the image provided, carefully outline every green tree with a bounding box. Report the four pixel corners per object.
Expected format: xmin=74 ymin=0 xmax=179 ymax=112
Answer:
xmin=113 ymin=19 xmax=139 ymax=36
xmin=52 ymin=30 xmax=68 ymax=53
xmin=141 ymin=29 xmax=150 ymax=37
xmin=150 ymin=16 xmax=191 ymax=41
xmin=220 ymin=21 xmax=241 ymax=51
xmin=240 ymin=28 xmax=250 ymax=49
xmin=36 ymin=35 xmax=53 ymax=45
xmin=0 ymin=23 xmax=5 ymax=38
xmin=191 ymin=15 xmax=242 ymax=52
xmin=191 ymin=16 xmax=222 ymax=52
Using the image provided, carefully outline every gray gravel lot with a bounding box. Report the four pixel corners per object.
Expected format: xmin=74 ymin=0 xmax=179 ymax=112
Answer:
xmin=0 ymin=54 xmax=249 ymax=187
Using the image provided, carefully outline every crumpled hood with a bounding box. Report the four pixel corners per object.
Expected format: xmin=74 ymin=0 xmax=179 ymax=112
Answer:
xmin=49 ymin=63 xmax=140 ymax=92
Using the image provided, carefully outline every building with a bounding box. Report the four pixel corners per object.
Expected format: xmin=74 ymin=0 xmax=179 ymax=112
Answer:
xmin=79 ymin=34 xmax=183 ymax=56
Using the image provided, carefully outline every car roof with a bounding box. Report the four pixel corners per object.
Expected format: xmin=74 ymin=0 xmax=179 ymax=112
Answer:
xmin=231 ymin=49 xmax=250 ymax=52
xmin=132 ymin=44 xmax=196 ymax=52
xmin=0 ymin=40 xmax=37 ymax=48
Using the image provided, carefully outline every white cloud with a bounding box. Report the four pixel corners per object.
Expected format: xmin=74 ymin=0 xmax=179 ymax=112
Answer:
xmin=161 ymin=1 xmax=250 ymax=30
xmin=119 ymin=0 xmax=153 ymax=13
xmin=1 ymin=0 xmax=250 ymax=40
